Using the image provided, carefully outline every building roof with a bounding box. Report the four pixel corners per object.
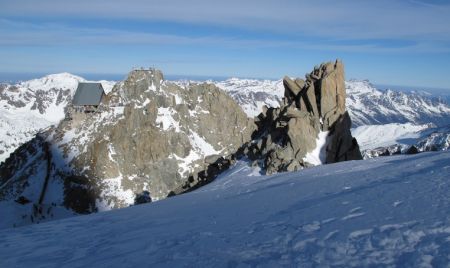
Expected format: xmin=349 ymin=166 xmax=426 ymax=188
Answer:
xmin=72 ymin=83 xmax=105 ymax=106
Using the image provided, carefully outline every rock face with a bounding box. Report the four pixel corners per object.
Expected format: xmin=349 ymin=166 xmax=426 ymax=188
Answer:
xmin=243 ymin=60 xmax=362 ymax=174
xmin=0 ymin=69 xmax=255 ymax=219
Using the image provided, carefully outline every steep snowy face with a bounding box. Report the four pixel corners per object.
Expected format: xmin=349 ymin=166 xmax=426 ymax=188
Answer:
xmin=2 ymin=151 xmax=450 ymax=267
xmin=0 ymin=69 xmax=255 ymax=227
xmin=0 ymin=73 xmax=115 ymax=163
xmin=346 ymin=80 xmax=450 ymax=127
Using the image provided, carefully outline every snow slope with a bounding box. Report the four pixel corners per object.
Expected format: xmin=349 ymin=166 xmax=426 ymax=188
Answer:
xmin=1 ymin=151 xmax=450 ymax=267
xmin=352 ymin=123 xmax=450 ymax=158
xmin=351 ymin=123 xmax=431 ymax=151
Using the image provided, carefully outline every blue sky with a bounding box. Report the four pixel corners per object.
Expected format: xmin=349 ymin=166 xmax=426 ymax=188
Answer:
xmin=0 ymin=0 xmax=450 ymax=88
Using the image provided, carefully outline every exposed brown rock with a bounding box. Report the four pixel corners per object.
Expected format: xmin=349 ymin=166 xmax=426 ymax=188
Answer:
xmin=242 ymin=60 xmax=362 ymax=173
xmin=283 ymin=76 xmax=302 ymax=100
xmin=325 ymin=112 xmax=362 ymax=163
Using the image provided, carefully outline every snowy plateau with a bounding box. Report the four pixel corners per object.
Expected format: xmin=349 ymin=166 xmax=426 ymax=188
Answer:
xmin=1 ymin=152 xmax=450 ymax=267
xmin=1 ymin=72 xmax=450 ymax=267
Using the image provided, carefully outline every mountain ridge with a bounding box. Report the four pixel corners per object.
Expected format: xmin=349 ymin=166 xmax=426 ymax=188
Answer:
xmin=1 ymin=73 xmax=449 ymax=164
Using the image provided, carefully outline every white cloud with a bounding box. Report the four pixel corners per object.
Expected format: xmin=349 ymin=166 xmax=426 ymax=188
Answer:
xmin=1 ymin=18 xmax=450 ymax=53
xmin=1 ymin=0 xmax=450 ymax=42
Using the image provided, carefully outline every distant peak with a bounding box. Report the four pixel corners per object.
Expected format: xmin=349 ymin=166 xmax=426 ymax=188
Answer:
xmin=18 ymin=72 xmax=86 ymax=92
xmin=41 ymin=72 xmax=85 ymax=81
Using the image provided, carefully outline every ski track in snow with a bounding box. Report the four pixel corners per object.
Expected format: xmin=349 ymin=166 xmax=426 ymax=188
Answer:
xmin=1 ymin=151 xmax=450 ymax=267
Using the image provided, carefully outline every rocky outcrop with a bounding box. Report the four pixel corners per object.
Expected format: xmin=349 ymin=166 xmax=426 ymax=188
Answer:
xmin=242 ymin=60 xmax=362 ymax=174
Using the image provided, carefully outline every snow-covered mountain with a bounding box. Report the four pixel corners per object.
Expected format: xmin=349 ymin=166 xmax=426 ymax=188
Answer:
xmin=213 ymin=78 xmax=450 ymax=127
xmin=214 ymin=78 xmax=284 ymax=117
xmin=1 ymin=151 xmax=450 ymax=266
xmin=0 ymin=74 xmax=115 ymax=163
xmin=346 ymin=80 xmax=450 ymax=127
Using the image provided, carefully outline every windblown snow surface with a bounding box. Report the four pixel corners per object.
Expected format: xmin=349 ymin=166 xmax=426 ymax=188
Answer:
xmin=1 ymin=151 xmax=450 ymax=267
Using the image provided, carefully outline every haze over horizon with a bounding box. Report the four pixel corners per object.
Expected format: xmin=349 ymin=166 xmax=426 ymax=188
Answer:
xmin=1 ymin=0 xmax=450 ymax=89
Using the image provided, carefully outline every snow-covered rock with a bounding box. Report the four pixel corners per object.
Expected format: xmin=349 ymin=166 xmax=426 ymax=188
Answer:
xmin=1 ymin=151 xmax=450 ymax=266
xmin=416 ymin=126 xmax=450 ymax=152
